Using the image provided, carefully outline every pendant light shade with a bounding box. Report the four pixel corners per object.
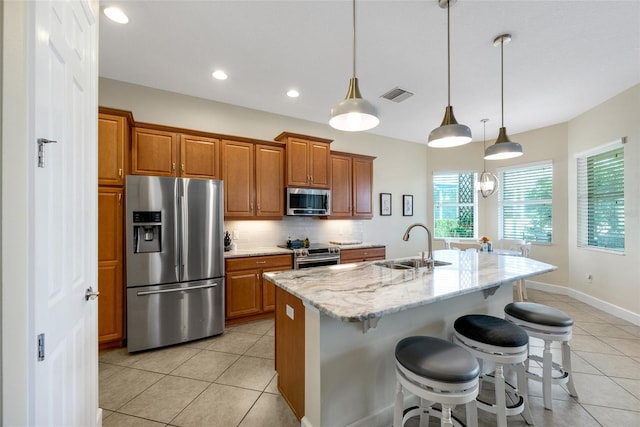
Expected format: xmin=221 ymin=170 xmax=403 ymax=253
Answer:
xmin=476 ymin=118 xmax=499 ymax=198
xmin=329 ymin=0 xmax=379 ymax=132
xmin=485 ymin=33 xmax=523 ymax=160
xmin=428 ymin=0 xmax=471 ymax=148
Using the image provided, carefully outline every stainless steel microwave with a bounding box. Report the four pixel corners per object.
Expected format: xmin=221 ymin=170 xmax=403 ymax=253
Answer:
xmin=286 ymin=187 xmax=331 ymax=216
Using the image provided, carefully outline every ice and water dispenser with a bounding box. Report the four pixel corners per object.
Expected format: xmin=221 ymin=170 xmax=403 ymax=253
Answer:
xmin=132 ymin=211 xmax=162 ymax=253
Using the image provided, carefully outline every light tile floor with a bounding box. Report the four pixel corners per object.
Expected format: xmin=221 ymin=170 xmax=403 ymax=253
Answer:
xmin=100 ymin=289 xmax=640 ymax=426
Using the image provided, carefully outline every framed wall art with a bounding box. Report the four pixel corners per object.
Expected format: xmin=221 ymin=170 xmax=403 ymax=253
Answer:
xmin=403 ymin=194 xmax=413 ymax=216
xmin=380 ymin=193 xmax=391 ymax=216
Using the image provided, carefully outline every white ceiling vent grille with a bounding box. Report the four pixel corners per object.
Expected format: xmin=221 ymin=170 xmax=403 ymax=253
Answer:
xmin=380 ymin=87 xmax=414 ymax=103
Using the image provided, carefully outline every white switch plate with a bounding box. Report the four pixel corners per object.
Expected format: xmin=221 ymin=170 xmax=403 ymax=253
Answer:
xmin=286 ymin=304 xmax=295 ymax=320
xmin=232 ymin=230 xmax=239 ymax=239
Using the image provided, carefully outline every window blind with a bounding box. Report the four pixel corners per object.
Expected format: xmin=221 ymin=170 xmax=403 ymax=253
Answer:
xmin=577 ymin=143 xmax=624 ymax=251
xmin=433 ymin=172 xmax=477 ymax=238
xmin=499 ymin=162 xmax=553 ymax=243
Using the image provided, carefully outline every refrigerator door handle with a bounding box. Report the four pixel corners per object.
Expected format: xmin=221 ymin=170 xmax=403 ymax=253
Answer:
xmin=180 ymin=192 xmax=186 ymax=277
xmin=136 ymin=283 xmax=218 ymax=296
xmin=174 ymin=180 xmax=182 ymax=280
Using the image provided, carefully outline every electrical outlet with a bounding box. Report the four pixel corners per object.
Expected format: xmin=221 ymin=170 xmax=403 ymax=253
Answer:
xmin=232 ymin=230 xmax=239 ymax=240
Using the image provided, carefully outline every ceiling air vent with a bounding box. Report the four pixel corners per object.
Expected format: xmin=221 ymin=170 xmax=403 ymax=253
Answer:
xmin=380 ymin=87 xmax=414 ymax=103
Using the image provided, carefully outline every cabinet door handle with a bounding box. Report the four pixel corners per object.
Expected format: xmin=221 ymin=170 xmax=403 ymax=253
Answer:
xmin=118 ymin=168 xmax=123 ymax=178
xmin=172 ymin=162 xmax=176 ymax=172
xmin=118 ymin=193 xmax=122 ymax=204
xmin=256 ymin=273 xmax=260 ymax=280
xmin=255 ymin=261 xmax=266 ymax=264
xmin=181 ymin=163 xmax=185 ymax=174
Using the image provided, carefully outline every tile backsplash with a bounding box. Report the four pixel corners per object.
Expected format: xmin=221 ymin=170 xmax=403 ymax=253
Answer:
xmin=224 ymin=217 xmax=365 ymax=249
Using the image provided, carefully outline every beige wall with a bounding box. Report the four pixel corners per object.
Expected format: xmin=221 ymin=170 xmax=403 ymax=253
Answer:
xmin=426 ymin=122 xmax=570 ymax=287
xmin=567 ymin=84 xmax=640 ymax=314
xmin=99 ymin=78 xmax=429 ymax=259
xmin=100 ymin=78 xmax=640 ymax=316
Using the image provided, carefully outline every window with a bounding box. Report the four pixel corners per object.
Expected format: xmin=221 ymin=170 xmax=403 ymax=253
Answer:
xmin=577 ymin=140 xmax=625 ymax=252
xmin=433 ymin=172 xmax=477 ymax=238
xmin=498 ymin=162 xmax=553 ymax=243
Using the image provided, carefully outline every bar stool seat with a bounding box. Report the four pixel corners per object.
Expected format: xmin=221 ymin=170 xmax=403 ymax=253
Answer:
xmin=453 ymin=315 xmax=533 ymax=427
xmin=394 ymin=336 xmax=480 ymax=427
xmin=505 ymin=302 xmax=579 ymax=410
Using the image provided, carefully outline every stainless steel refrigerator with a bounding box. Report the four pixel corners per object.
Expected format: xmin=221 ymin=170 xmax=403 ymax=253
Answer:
xmin=125 ymin=175 xmax=224 ymax=352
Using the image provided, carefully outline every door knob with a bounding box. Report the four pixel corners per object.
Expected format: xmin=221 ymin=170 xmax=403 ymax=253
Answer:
xmin=85 ymin=287 xmax=100 ymax=301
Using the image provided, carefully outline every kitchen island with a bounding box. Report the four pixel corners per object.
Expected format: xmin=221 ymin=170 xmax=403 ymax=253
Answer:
xmin=263 ymin=249 xmax=556 ymax=427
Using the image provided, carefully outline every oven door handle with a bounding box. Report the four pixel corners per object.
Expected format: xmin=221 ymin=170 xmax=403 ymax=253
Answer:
xmin=296 ymin=256 xmax=340 ymax=265
xmin=137 ymin=283 xmax=218 ymax=296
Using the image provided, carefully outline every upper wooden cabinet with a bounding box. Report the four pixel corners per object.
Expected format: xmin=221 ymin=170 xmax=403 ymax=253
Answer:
xmin=98 ymin=109 xmax=131 ymax=186
xmin=330 ymin=151 xmax=375 ymax=219
xmin=275 ymin=132 xmax=332 ymax=188
xmin=222 ymin=139 xmax=285 ymax=219
xmin=132 ymin=125 xmax=220 ymax=179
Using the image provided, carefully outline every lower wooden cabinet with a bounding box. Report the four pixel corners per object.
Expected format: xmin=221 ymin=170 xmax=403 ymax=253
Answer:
xmin=98 ymin=187 xmax=125 ymax=348
xmin=275 ymin=286 xmax=305 ymax=420
xmin=225 ymin=254 xmax=292 ymax=323
xmin=340 ymin=246 xmax=386 ymax=263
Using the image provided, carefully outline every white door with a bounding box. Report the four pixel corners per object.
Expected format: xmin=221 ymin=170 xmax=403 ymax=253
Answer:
xmin=33 ymin=0 xmax=99 ymax=425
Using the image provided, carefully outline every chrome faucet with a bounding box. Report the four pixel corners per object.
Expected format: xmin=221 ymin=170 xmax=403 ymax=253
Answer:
xmin=402 ymin=223 xmax=433 ymax=264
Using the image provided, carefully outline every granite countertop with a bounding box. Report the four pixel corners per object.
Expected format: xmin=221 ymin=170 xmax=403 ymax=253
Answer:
xmin=224 ymin=247 xmax=292 ymax=258
xmin=263 ymin=249 xmax=556 ymax=322
xmin=331 ymin=242 xmax=386 ymax=249
xmin=223 ymin=242 xmax=387 ymax=258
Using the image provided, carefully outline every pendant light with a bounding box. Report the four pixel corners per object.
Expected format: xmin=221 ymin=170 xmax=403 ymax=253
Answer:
xmin=476 ymin=119 xmax=499 ymax=198
xmin=329 ymin=0 xmax=379 ymax=132
xmin=428 ymin=0 xmax=471 ymax=148
xmin=484 ymin=34 xmax=523 ymax=160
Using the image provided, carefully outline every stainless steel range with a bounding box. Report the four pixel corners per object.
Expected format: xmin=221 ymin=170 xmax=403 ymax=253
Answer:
xmin=279 ymin=243 xmax=341 ymax=269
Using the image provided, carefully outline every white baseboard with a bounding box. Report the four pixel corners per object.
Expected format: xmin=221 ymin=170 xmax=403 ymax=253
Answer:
xmin=525 ymin=280 xmax=640 ymax=326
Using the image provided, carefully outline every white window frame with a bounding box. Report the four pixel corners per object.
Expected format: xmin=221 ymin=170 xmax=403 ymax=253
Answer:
xmin=576 ymin=138 xmax=625 ymax=254
xmin=498 ymin=160 xmax=553 ymax=244
xmin=433 ymin=170 xmax=478 ymax=240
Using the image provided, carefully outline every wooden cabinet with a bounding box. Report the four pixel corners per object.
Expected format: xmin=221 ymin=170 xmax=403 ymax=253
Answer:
xmin=180 ymin=134 xmax=220 ymax=178
xmin=98 ymin=187 xmax=124 ymax=347
xmin=275 ymin=132 xmax=332 ymax=188
xmin=132 ymin=126 xmax=220 ymax=179
xmin=330 ymin=151 xmax=375 ymax=219
xmin=98 ymin=109 xmax=131 ymax=186
xmin=225 ymin=254 xmax=292 ymax=323
xmin=275 ymin=286 xmax=305 ymax=420
xmin=222 ymin=139 xmax=284 ymax=219
xmin=340 ymin=246 xmax=386 ymax=263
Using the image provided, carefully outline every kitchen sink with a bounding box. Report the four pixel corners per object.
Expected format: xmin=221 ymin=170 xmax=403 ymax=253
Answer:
xmin=375 ymin=258 xmax=451 ymax=270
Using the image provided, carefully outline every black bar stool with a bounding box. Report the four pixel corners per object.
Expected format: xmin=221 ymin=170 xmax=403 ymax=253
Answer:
xmin=505 ymin=302 xmax=578 ymax=410
xmin=453 ymin=315 xmax=534 ymax=427
xmin=394 ymin=336 xmax=480 ymax=427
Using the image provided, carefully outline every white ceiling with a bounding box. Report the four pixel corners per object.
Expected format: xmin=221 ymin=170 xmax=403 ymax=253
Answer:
xmin=99 ymin=0 xmax=640 ymax=144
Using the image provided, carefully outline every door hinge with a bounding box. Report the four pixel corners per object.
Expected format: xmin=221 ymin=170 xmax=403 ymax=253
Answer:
xmin=37 ymin=138 xmax=58 ymax=168
xmin=37 ymin=333 xmax=45 ymax=361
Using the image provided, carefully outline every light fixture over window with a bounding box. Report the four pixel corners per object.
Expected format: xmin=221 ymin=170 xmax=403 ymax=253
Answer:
xmin=329 ymin=0 xmax=379 ymax=132
xmin=428 ymin=0 xmax=471 ymax=148
xmin=476 ymin=119 xmax=499 ymax=198
xmin=484 ymin=34 xmax=523 ymax=160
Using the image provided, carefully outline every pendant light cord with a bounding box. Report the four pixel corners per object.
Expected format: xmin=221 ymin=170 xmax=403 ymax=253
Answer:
xmin=352 ymin=0 xmax=356 ymax=78
xmin=500 ymin=38 xmax=504 ymax=127
xmin=447 ymin=0 xmax=451 ymax=106
xmin=482 ymin=119 xmax=488 ymax=170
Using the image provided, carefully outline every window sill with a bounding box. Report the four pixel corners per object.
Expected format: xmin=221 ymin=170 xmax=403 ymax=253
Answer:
xmin=577 ymin=246 xmax=625 ymax=256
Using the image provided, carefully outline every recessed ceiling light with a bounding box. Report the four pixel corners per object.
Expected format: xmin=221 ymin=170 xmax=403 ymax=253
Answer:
xmin=212 ymin=70 xmax=228 ymax=80
xmin=286 ymin=89 xmax=300 ymax=98
xmin=104 ymin=7 xmax=129 ymax=24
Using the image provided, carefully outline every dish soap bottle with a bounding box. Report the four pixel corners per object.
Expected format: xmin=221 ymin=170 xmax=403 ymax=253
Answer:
xmin=303 ymin=237 xmax=310 ymax=248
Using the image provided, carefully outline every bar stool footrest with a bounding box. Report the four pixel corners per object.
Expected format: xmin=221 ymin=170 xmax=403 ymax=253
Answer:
xmin=477 ymin=374 xmax=526 ymax=417
xmin=527 ymin=355 xmax=570 ymax=385
xmin=403 ymin=405 xmax=466 ymax=427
